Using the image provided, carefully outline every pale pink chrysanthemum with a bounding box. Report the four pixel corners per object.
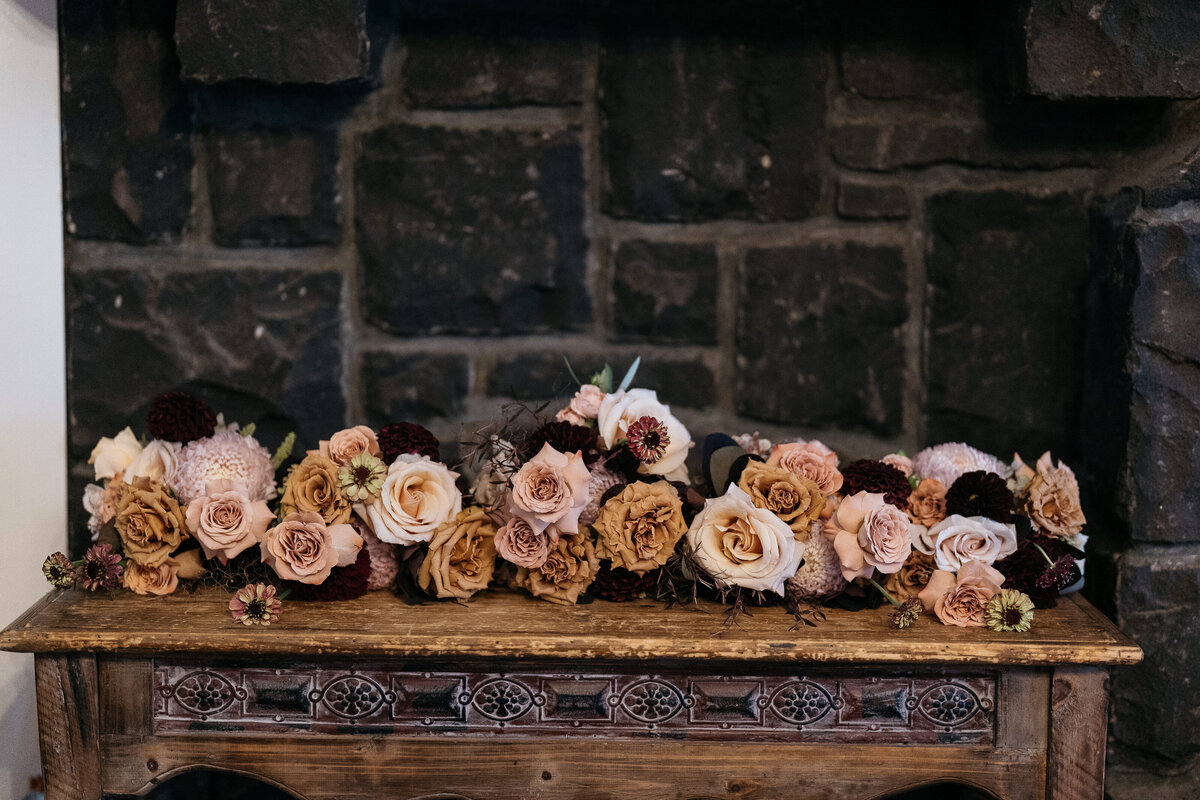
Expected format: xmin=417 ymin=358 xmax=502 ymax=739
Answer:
xmin=785 ymin=522 xmax=846 ymax=601
xmin=912 ymin=442 xmax=1009 ymax=487
xmin=174 ymin=429 xmax=277 ymax=506
xmin=356 ymin=520 xmax=400 ymax=591
xmin=580 ymin=465 xmax=625 ymax=528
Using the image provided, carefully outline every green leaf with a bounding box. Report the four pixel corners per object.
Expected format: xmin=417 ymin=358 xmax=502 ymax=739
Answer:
xmin=271 ymin=432 xmax=296 ymax=470
xmin=563 ymin=356 xmax=583 ymax=387
xmin=239 ymin=422 xmax=257 ymax=438
xmin=590 ymin=364 xmax=614 ymax=393
xmin=616 ymin=356 xmax=641 ymax=392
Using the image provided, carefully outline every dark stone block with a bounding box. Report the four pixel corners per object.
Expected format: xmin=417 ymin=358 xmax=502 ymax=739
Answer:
xmin=209 ymin=129 xmax=341 ymax=246
xmin=1023 ymin=0 xmax=1200 ymax=99
xmin=836 ymin=178 xmax=910 ymax=220
xmin=924 ymin=190 xmax=1089 ymax=459
xmin=1113 ymin=545 xmax=1200 ymax=759
xmin=599 ymin=36 xmax=827 ymax=222
xmin=612 ymin=241 xmax=718 ymax=344
xmin=359 ymin=351 xmax=470 ymax=427
xmin=356 ymin=125 xmax=589 ymax=335
xmin=633 ymin=359 xmax=716 ymax=409
xmin=485 ymin=352 xmax=714 ymax=409
xmin=1141 ymin=144 xmax=1200 ymax=209
xmin=737 ymin=243 xmax=908 ymax=434
xmin=60 ymin=1 xmax=193 ymax=243
xmin=175 ymin=0 xmax=370 ymax=85
xmin=67 ymin=269 xmax=346 ymax=460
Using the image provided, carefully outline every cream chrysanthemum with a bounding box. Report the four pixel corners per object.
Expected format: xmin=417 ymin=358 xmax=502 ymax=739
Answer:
xmin=912 ymin=443 xmax=1010 ymax=487
xmin=173 ymin=429 xmax=277 ymax=506
xmin=580 ymin=465 xmax=625 ymax=527
xmin=785 ymin=522 xmax=847 ymax=601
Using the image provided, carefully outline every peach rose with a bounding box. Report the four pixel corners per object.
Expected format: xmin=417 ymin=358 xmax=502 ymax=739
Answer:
xmin=316 ymin=425 xmax=381 ymax=466
xmin=686 ymin=485 xmax=804 ymax=596
xmin=355 ymin=454 xmax=462 ymax=545
xmin=555 ymin=384 xmax=605 ymax=426
xmin=767 ymin=441 xmax=843 ymax=495
xmin=419 ymin=507 xmax=498 ymax=601
xmin=123 ymin=440 xmax=182 ymax=486
xmin=928 ymin=514 xmax=1017 ymax=571
xmin=737 ymin=461 xmax=824 ymax=535
xmin=261 ymin=511 xmax=363 ymax=585
xmin=185 ymin=480 xmax=276 ymax=562
xmin=515 ymin=534 xmax=600 ymax=605
xmin=823 ymin=491 xmax=912 ymax=581
xmin=923 ymin=561 xmax=1005 ymax=626
xmin=906 ymin=478 xmax=947 ymax=526
xmin=882 ymin=453 xmax=913 ymax=476
xmin=281 ymin=454 xmax=353 ymax=525
xmin=593 ymin=481 xmax=687 ymax=573
xmin=1023 ymin=452 xmax=1086 ymax=539
xmin=89 ymin=427 xmax=143 ymax=481
xmin=597 ymin=389 xmax=692 ymax=481
xmin=114 ymin=478 xmax=188 ymax=567
xmin=509 ymin=443 xmax=590 ymax=534
xmin=120 ymin=550 xmax=203 ymax=596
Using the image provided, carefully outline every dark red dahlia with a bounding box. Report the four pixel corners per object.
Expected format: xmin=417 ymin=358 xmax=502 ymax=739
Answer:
xmin=146 ymin=391 xmax=217 ymax=443
xmin=842 ymin=459 xmax=912 ymax=508
xmin=525 ymin=420 xmax=599 ymax=462
xmin=378 ymin=422 xmax=440 ymax=463
xmin=625 ymin=416 xmax=670 ymax=465
xmin=994 ymin=533 xmax=1081 ymax=608
xmin=288 ymin=547 xmax=372 ymax=601
xmin=945 ymin=470 xmax=1015 ymax=522
xmin=591 ymin=564 xmax=659 ymax=602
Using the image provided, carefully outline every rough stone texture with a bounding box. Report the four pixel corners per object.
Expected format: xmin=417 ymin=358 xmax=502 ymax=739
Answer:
xmin=924 ymin=191 xmax=1089 ymax=459
xmin=485 ymin=352 xmax=714 ymax=409
xmin=599 ymin=35 xmax=827 ymax=222
xmin=835 ymin=178 xmax=911 ymax=220
xmin=612 ymin=241 xmax=719 ymax=344
xmin=1023 ymin=0 xmax=1200 ymax=99
xmin=404 ymin=27 xmax=583 ymax=108
xmin=1140 ymin=144 xmax=1200 ymax=209
xmin=209 ymin=129 xmax=341 ymax=247
xmin=60 ymin=0 xmax=193 ymax=243
xmin=67 ymin=269 xmax=346 ymax=460
xmin=1112 ymin=545 xmax=1200 ymax=760
xmin=175 ymin=0 xmax=370 ymax=84
xmin=356 ymin=125 xmax=588 ymax=335
xmin=360 ymin=351 xmax=470 ymax=428
xmin=737 ymin=243 xmax=907 ymax=434
xmin=1123 ymin=219 xmax=1200 ymax=543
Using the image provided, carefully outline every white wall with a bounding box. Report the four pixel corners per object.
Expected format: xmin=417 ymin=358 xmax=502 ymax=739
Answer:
xmin=0 ymin=0 xmax=65 ymax=798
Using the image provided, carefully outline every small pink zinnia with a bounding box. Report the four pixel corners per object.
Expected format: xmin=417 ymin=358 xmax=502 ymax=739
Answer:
xmin=79 ymin=543 xmax=122 ymax=592
xmin=229 ymin=583 xmax=282 ymax=626
xmin=626 ymin=416 xmax=670 ymax=465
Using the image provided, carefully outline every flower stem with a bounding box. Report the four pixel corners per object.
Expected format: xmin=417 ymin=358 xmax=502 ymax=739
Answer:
xmin=1031 ymin=541 xmax=1057 ymax=567
xmin=867 ymin=577 xmax=902 ymax=609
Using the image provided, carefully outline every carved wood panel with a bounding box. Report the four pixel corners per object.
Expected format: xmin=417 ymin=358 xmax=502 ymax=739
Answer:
xmin=150 ymin=660 xmax=995 ymax=744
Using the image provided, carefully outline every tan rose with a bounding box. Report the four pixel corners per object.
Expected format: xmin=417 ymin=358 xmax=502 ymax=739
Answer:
xmin=260 ymin=511 xmax=363 ymax=585
xmin=767 ymin=441 xmax=843 ymax=495
xmin=494 ymin=515 xmax=556 ymax=569
xmin=686 ymin=485 xmax=804 ymax=596
xmin=185 ymin=480 xmax=276 ymax=562
xmin=593 ymin=481 xmax=687 ymax=574
xmin=929 ymin=561 xmax=1005 ymax=627
xmin=1023 ymin=451 xmax=1086 ymax=538
xmin=823 ymin=492 xmax=912 ymax=582
xmin=509 ymin=443 xmax=590 ymax=534
xmin=316 ymin=425 xmax=381 ymax=467
xmin=356 ymin=454 xmax=462 ymax=545
xmin=928 ymin=514 xmax=1017 ymax=571
xmin=906 ymin=478 xmax=947 ymax=526
xmin=89 ymin=426 xmax=143 ymax=481
xmin=884 ymin=551 xmax=936 ymax=603
xmin=737 ymin=461 xmax=824 ymax=535
xmin=515 ymin=534 xmax=600 ymax=605
xmin=281 ymin=454 xmax=352 ymax=525
xmin=114 ymin=478 xmax=188 ymax=567
xmin=419 ymin=507 xmax=498 ymax=601
xmin=121 ymin=550 xmax=206 ymax=596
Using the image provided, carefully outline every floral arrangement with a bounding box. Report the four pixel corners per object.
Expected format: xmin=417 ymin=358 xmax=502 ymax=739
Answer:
xmin=42 ymin=363 xmax=1088 ymax=635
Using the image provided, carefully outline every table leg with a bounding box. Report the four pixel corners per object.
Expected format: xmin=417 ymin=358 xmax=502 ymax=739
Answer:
xmin=34 ymin=654 xmax=102 ymax=800
xmin=1047 ymin=666 xmax=1110 ymax=800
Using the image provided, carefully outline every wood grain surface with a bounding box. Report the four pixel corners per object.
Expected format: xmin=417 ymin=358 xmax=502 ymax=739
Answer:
xmin=34 ymin=655 xmax=102 ymax=800
xmin=0 ymin=588 xmax=1141 ymax=666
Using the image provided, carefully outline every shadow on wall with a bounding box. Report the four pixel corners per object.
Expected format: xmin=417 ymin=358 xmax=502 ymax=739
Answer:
xmin=9 ymin=0 xmax=53 ymax=27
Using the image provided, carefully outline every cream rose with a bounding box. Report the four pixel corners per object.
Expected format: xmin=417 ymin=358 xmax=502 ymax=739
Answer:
xmin=927 ymin=514 xmax=1017 ymax=571
xmin=767 ymin=441 xmax=844 ymax=495
xmin=316 ymin=425 xmax=381 ymax=466
xmin=685 ymin=485 xmax=804 ymax=596
xmin=823 ymin=491 xmax=913 ymax=581
xmin=597 ymin=389 xmax=692 ymax=481
xmin=122 ymin=440 xmax=182 ymax=486
xmin=185 ymin=480 xmax=276 ymax=562
xmin=509 ymin=443 xmax=590 ymax=534
xmin=89 ymin=427 xmax=143 ymax=481
xmin=261 ymin=511 xmax=363 ymax=585
xmin=355 ymin=454 xmax=461 ymax=545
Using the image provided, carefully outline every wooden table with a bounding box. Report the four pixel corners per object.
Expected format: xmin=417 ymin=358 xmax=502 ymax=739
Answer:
xmin=0 ymin=588 xmax=1141 ymax=800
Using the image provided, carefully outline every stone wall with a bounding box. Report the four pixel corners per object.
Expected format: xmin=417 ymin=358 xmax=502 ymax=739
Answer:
xmin=58 ymin=0 xmax=1200 ymax=793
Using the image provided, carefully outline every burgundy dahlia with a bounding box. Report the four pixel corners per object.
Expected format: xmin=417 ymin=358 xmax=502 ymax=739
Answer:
xmin=79 ymin=543 xmax=122 ymax=592
xmin=994 ymin=533 xmax=1081 ymax=608
xmin=525 ymin=420 xmax=599 ymax=462
xmin=591 ymin=564 xmax=659 ymax=602
xmin=146 ymin=391 xmax=218 ymax=443
xmin=842 ymin=460 xmax=912 ymax=508
xmin=288 ymin=547 xmax=372 ymax=601
xmin=625 ymin=416 xmax=670 ymax=465
xmin=945 ymin=470 xmax=1015 ymax=522
xmin=378 ymin=422 xmax=440 ymax=463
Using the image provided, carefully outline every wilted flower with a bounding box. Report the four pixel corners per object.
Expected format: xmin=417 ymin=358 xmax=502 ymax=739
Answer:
xmin=985 ymin=589 xmax=1035 ymax=632
xmin=229 ymin=583 xmax=282 ymax=626
xmin=42 ymin=552 xmax=76 ymax=589
xmin=890 ymin=598 xmax=923 ymax=629
xmin=80 ymin=543 xmax=123 ymax=592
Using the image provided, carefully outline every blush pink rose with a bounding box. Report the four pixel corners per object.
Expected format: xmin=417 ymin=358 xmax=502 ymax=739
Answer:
xmin=928 ymin=514 xmax=1017 ymax=571
xmin=186 ymin=480 xmax=276 ymax=562
xmin=494 ymin=515 xmax=556 ymax=569
xmin=823 ymin=491 xmax=913 ymax=581
xmin=918 ymin=561 xmax=1005 ymax=626
xmin=768 ymin=441 xmax=844 ymax=495
xmin=509 ymin=443 xmax=590 ymax=534
xmin=555 ymin=384 xmax=605 ymax=426
xmin=315 ymin=425 xmax=381 ymax=467
xmin=261 ymin=511 xmax=363 ymax=585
